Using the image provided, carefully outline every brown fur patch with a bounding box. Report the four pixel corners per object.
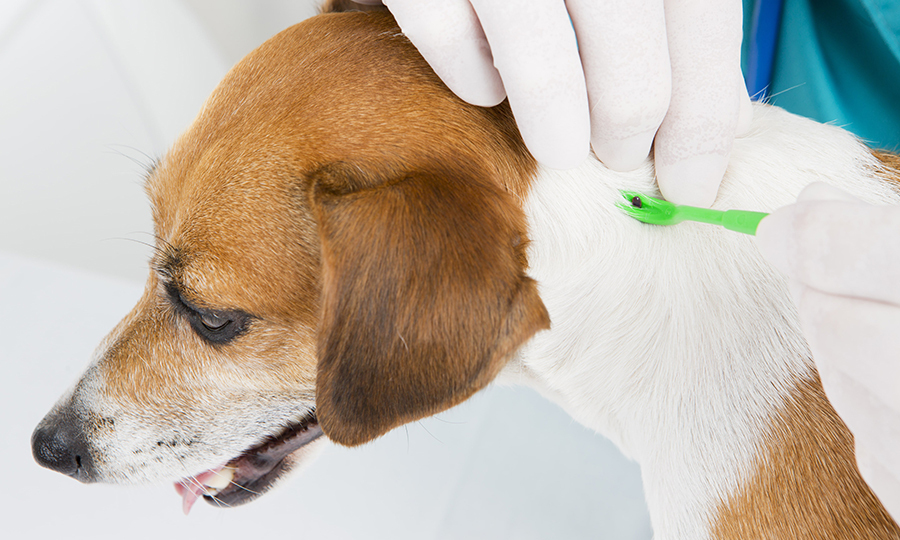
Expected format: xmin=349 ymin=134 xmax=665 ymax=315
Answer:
xmin=872 ymin=150 xmax=900 ymax=189
xmin=712 ymin=373 xmax=900 ymax=539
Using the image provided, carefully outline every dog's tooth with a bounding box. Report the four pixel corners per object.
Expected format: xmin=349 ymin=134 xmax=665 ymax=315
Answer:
xmin=204 ymin=466 xmax=235 ymax=492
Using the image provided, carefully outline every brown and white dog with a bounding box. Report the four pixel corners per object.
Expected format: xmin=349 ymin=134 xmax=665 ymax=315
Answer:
xmin=32 ymin=3 xmax=900 ymax=538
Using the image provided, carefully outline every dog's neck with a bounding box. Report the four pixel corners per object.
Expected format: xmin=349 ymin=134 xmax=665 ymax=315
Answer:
xmin=512 ymin=157 xmax=810 ymax=538
xmin=501 ymin=104 xmax=900 ymax=539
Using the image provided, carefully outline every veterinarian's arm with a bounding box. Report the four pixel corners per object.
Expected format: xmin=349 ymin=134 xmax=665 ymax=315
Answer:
xmin=361 ymin=0 xmax=751 ymax=207
xmin=756 ymin=182 xmax=900 ymax=521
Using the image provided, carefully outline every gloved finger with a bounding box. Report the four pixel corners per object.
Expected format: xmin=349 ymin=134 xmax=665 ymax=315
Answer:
xmin=654 ymin=0 xmax=744 ymax=207
xmin=795 ymin=181 xmax=862 ymax=203
xmin=797 ymin=289 xmax=900 ymax=416
xmin=797 ymin=285 xmax=900 ymax=519
xmin=756 ymin=198 xmax=900 ymax=306
xmin=384 ymin=0 xmax=505 ymax=107
xmin=567 ymin=0 xmax=670 ymax=172
xmin=471 ymin=0 xmax=590 ymax=169
xmin=824 ymin=374 xmax=900 ymax=488
xmin=856 ymin=441 xmax=900 ymax=522
xmin=818 ymin=365 xmax=900 ymax=521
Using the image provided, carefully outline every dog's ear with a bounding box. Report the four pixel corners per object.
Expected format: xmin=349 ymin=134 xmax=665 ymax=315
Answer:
xmin=308 ymin=164 xmax=549 ymax=446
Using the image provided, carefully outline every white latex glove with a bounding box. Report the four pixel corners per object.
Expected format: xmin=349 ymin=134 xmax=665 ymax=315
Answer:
xmin=756 ymin=182 xmax=900 ymax=522
xmin=361 ymin=0 xmax=752 ymax=206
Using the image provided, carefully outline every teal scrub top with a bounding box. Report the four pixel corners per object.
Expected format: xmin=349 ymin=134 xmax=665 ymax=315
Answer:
xmin=742 ymin=0 xmax=900 ymax=152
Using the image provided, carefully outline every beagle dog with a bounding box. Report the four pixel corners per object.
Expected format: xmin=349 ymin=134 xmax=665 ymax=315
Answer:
xmin=32 ymin=3 xmax=900 ymax=538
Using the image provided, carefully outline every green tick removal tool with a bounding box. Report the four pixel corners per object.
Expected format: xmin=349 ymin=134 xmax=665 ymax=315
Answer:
xmin=617 ymin=190 xmax=769 ymax=236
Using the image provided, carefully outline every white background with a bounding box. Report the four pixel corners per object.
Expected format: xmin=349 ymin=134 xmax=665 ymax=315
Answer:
xmin=0 ymin=1 xmax=651 ymax=538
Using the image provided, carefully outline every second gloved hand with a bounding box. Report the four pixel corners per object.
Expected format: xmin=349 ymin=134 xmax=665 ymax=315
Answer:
xmin=756 ymin=182 xmax=900 ymax=522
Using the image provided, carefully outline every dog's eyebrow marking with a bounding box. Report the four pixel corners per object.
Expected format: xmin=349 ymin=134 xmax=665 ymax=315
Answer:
xmin=150 ymin=243 xmax=224 ymax=317
xmin=143 ymin=157 xmax=161 ymax=181
xmin=152 ymin=244 xmax=185 ymax=283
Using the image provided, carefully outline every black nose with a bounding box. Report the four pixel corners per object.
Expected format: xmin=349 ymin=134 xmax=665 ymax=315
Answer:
xmin=32 ymin=414 xmax=95 ymax=482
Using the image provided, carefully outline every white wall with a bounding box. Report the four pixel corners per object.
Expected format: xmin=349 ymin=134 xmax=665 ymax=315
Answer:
xmin=0 ymin=0 xmax=318 ymax=282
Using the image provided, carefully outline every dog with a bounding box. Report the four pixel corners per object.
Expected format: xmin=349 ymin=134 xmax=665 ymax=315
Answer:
xmin=32 ymin=3 xmax=900 ymax=538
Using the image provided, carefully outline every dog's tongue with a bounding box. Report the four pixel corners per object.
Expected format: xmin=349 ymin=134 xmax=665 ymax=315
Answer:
xmin=172 ymin=418 xmax=323 ymax=514
xmin=174 ymin=466 xmax=229 ymax=515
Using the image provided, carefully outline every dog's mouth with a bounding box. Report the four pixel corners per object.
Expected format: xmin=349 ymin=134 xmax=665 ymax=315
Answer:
xmin=174 ymin=413 xmax=323 ymax=514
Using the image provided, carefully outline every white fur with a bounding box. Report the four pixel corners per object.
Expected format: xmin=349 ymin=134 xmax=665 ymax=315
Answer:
xmin=500 ymin=103 xmax=899 ymax=538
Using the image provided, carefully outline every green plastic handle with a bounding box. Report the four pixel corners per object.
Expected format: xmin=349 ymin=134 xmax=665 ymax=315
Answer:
xmin=722 ymin=210 xmax=768 ymax=235
xmin=667 ymin=207 xmax=768 ymax=235
xmin=676 ymin=206 xmax=727 ymax=226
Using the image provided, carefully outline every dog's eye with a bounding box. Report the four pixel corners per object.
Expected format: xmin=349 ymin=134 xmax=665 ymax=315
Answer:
xmin=199 ymin=312 xmax=229 ymax=331
xmin=164 ymin=282 xmax=250 ymax=344
xmin=189 ymin=309 xmax=249 ymax=344
xmin=188 ymin=308 xmax=250 ymax=345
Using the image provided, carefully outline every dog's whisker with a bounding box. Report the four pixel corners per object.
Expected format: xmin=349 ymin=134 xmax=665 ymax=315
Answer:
xmin=204 ymin=493 xmax=232 ymax=509
xmin=149 ymin=232 xmax=177 ymax=252
xmin=101 ymin=234 xmax=178 ymax=268
xmin=121 ymin=231 xmax=179 ymax=259
xmin=105 ymin=144 xmax=159 ymax=175
xmin=429 ymin=415 xmax=466 ymax=425
xmin=415 ymin=421 xmax=444 ymax=445
xmin=102 ymin=236 xmax=159 ymax=253
xmin=230 ymin=482 xmax=261 ymax=497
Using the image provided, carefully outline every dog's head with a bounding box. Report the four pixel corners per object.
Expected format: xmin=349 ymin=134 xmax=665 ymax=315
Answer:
xmin=31 ymin=11 xmax=549 ymax=509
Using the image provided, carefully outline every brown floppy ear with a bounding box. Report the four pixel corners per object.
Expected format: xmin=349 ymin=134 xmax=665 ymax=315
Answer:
xmin=308 ymin=164 xmax=549 ymax=446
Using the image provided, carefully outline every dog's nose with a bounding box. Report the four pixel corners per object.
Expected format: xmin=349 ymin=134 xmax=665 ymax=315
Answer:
xmin=32 ymin=415 xmax=95 ymax=482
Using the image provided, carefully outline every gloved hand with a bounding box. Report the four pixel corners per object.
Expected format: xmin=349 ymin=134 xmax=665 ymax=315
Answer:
xmin=756 ymin=182 xmax=900 ymax=521
xmin=359 ymin=0 xmax=752 ymax=206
